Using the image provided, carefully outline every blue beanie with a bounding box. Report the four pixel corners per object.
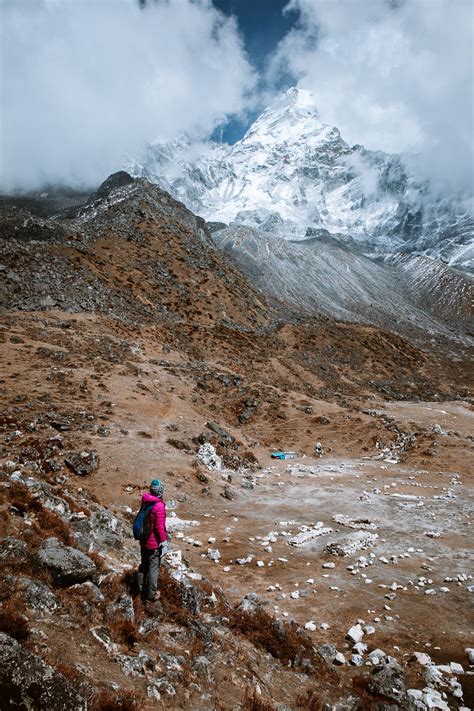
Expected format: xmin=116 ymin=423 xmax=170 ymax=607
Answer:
xmin=150 ymin=479 xmax=164 ymax=497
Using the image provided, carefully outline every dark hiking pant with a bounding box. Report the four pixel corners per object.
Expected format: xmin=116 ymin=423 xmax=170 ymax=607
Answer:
xmin=138 ymin=548 xmax=161 ymax=600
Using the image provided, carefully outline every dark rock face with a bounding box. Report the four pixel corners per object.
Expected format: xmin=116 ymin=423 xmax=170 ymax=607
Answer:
xmin=88 ymin=171 xmax=135 ymax=202
xmin=206 ymin=421 xmax=235 ymax=445
xmin=36 ymin=537 xmax=96 ymax=585
xmin=65 ymin=450 xmax=99 ymax=476
xmin=0 ymin=632 xmax=87 ymax=710
xmin=367 ymin=657 xmax=407 ymax=703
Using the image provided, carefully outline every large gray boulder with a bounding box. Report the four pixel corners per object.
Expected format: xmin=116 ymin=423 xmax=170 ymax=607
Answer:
xmin=36 ymin=537 xmax=96 ymax=585
xmin=0 ymin=632 xmax=87 ymax=709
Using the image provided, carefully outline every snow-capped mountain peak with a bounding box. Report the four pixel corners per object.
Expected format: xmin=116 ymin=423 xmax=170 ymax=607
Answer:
xmin=242 ymin=87 xmax=324 ymax=145
xmin=129 ymin=87 xmax=473 ymax=271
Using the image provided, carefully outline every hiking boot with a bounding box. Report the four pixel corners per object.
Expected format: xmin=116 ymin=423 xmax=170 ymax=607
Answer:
xmin=146 ymin=591 xmax=161 ymax=602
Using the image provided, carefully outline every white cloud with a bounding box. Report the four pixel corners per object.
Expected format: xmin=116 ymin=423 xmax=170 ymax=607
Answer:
xmin=0 ymin=0 xmax=256 ymax=191
xmin=270 ymin=0 xmax=474 ymax=192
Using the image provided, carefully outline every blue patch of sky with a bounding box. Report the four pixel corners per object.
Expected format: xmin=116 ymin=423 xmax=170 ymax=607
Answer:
xmin=211 ymin=0 xmax=299 ymax=144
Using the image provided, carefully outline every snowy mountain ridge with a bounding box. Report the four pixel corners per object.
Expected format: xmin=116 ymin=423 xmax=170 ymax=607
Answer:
xmin=130 ymin=87 xmax=473 ymax=271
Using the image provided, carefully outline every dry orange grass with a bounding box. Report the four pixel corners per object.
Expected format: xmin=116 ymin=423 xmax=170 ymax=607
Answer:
xmin=0 ymin=595 xmax=30 ymax=641
xmin=92 ymin=688 xmax=145 ymax=711
xmin=229 ymin=607 xmax=316 ymax=670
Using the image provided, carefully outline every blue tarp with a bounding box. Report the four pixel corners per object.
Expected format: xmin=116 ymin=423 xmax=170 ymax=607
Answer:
xmin=271 ymin=451 xmax=297 ymax=460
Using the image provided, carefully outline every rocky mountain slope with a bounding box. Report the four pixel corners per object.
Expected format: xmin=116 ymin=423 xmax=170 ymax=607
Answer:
xmin=1 ymin=174 xmax=473 ymax=709
xmin=130 ymin=88 xmax=473 ymax=272
xmin=1 ymin=173 xmax=471 ymax=401
xmin=210 ymin=224 xmax=473 ymax=341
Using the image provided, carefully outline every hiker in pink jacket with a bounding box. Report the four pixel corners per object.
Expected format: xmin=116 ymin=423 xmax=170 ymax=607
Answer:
xmin=137 ymin=479 xmax=168 ymax=602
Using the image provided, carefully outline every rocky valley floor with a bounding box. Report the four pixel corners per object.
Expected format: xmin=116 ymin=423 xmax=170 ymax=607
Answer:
xmin=0 ymin=175 xmax=473 ymax=710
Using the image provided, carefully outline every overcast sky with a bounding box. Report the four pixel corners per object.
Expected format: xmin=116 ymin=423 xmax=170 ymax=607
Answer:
xmin=1 ymin=0 xmax=473 ymax=192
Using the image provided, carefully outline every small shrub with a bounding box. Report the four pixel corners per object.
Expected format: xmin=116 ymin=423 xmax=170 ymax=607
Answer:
xmin=187 ymin=633 xmax=204 ymax=658
xmin=52 ymin=662 xmax=81 ymax=682
xmin=0 ymin=508 xmax=10 ymax=536
xmin=229 ymin=608 xmax=315 ymax=670
xmin=158 ymin=566 xmax=194 ymax=626
xmin=34 ymin=507 xmax=73 ymax=545
xmin=8 ymin=481 xmax=40 ymax=515
xmin=195 ymin=578 xmax=229 ymax=615
xmin=100 ymin=572 xmax=136 ymax=601
xmin=101 ymin=572 xmax=129 ymax=602
xmin=59 ymin=493 xmax=91 ymax=516
xmin=295 ymin=688 xmax=324 ymax=710
xmin=0 ymin=596 xmax=30 ymax=641
xmin=88 ymin=550 xmax=108 ymax=573
xmin=121 ymin=569 xmax=137 ymax=594
xmin=108 ymin=618 xmax=140 ymax=649
xmin=243 ymin=688 xmax=276 ymax=711
xmin=93 ymin=688 xmax=144 ymax=711
xmin=6 ymin=480 xmax=73 ymax=545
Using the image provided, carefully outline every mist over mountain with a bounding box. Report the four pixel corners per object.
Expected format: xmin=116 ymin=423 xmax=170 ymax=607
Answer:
xmin=0 ymin=0 xmax=255 ymax=192
xmin=2 ymin=0 xmax=472 ymax=198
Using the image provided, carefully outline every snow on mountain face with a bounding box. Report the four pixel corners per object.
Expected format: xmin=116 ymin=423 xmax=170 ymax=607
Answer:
xmin=130 ymin=87 xmax=473 ymax=270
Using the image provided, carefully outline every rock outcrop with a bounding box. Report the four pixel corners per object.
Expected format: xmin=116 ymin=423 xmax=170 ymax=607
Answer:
xmin=0 ymin=632 xmax=87 ymax=710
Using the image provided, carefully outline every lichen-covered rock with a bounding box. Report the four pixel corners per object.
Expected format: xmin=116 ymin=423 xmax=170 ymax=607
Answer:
xmin=322 ymin=695 xmax=359 ymax=710
xmin=107 ymin=593 xmax=135 ymax=622
xmin=318 ymin=643 xmax=337 ymax=663
xmin=71 ymin=506 xmax=123 ymax=552
xmin=64 ymin=450 xmax=99 ymax=476
xmin=0 ymin=632 xmax=87 ymax=710
xmin=5 ymin=576 xmax=59 ymax=613
xmin=0 ymin=536 xmax=29 ymax=564
xmin=115 ymin=650 xmax=155 ymax=677
xmin=153 ymin=677 xmax=176 ymax=696
xmin=169 ymin=570 xmax=201 ymax=615
xmin=70 ymin=581 xmax=104 ymax=603
xmin=237 ymin=592 xmax=264 ymax=614
xmin=36 ymin=537 xmax=96 ymax=585
xmin=194 ymin=655 xmax=213 ymax=682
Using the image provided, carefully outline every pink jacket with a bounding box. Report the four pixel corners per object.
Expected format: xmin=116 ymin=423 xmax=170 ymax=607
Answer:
xmin=141 ymin=492 xmax=167 ymax=549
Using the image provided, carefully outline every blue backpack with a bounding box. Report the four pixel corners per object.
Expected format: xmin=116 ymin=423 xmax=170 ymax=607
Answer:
xmin=132 ymin=503 xmax=155 ymax=541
